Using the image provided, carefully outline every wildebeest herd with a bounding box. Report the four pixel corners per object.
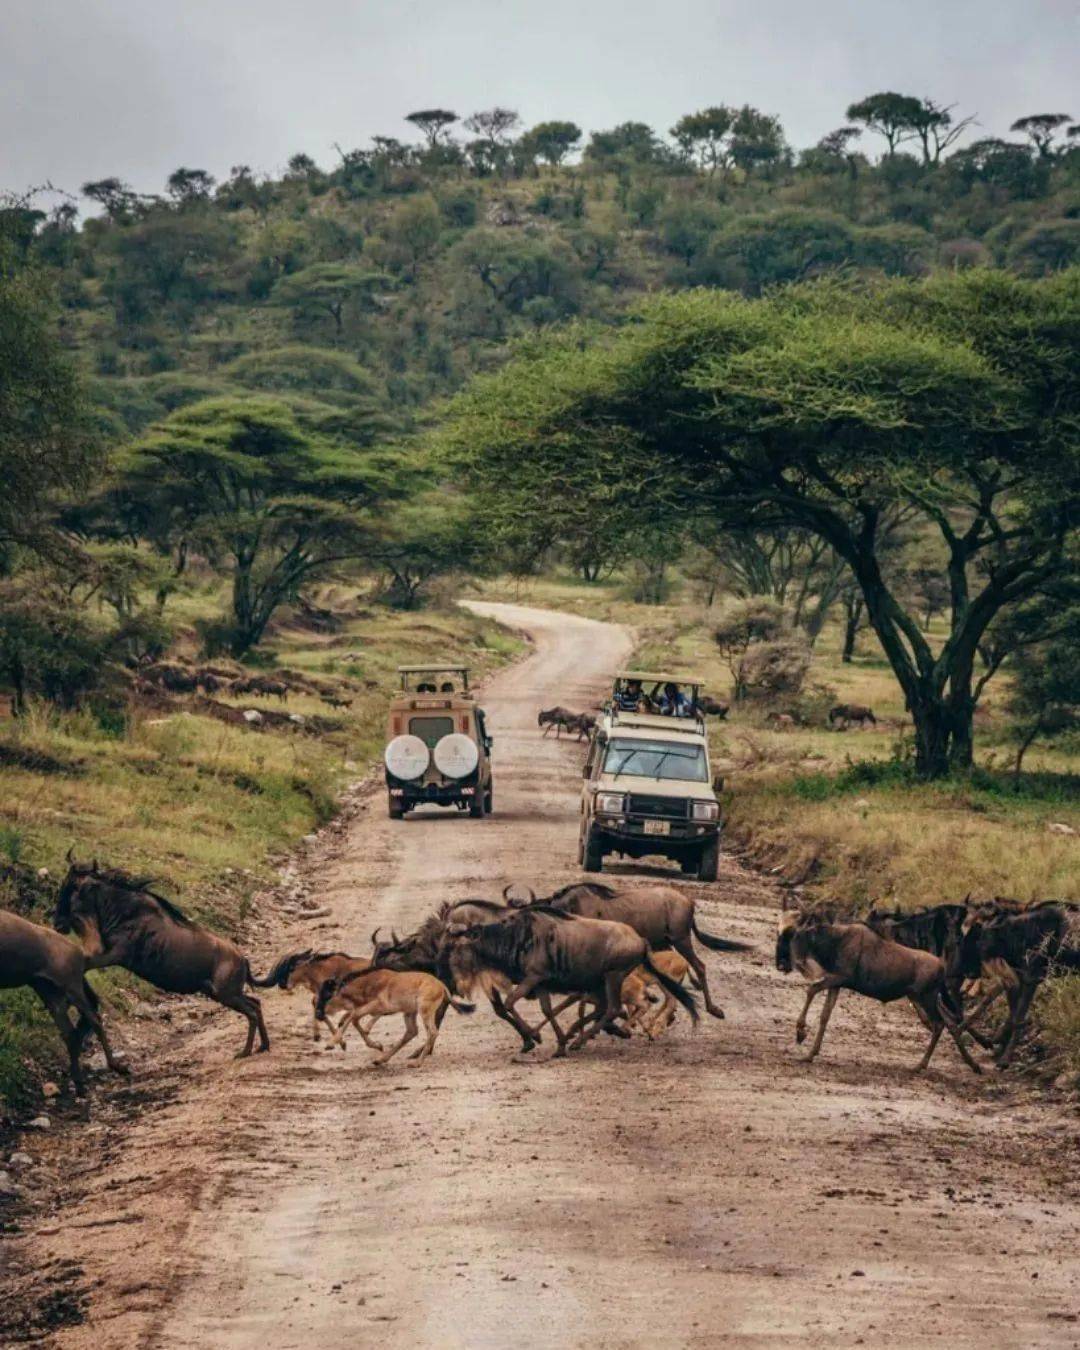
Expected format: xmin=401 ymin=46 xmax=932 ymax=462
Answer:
xmin=2 ymin=844 xmax=1077 ymax=1091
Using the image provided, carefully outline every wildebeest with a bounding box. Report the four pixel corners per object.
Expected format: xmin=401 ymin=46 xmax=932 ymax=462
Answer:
xmin=522 ymin=881 xmax=752 ymax=1020
xmin=828 ymin=703 xmax=877 ymax=730
xmin=866 ymin=904 xmax=968 ymax=968
xmin=1 ymin=910 xmax=128 ymax=1094
xmin=955 ymin=901 xmax=1080 ymax=1067
xmin=251 ymin=949 xmax=373 ymax=1042
xmin=230 ymin=676 xmax=288 ymax=702
xmin=315 ymin=968 xmax=474 ymax=1066
xmin=443 ymin=906 xmax=698 ymax=1056
xmin=537 ymin=707 xmax=592 ymax=740
xmin=696 ymin=696 xmax=729 ymax=719
xmin=55 ymin=858 xmax=270 ymax=1057
xmin=775 ymin=908 xmax=981 ymax=1074
xmin=371 ymin=904 xmax=547 ymax=1050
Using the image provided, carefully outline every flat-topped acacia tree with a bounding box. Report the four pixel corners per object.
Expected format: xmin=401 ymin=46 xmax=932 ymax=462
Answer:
xmin=446 ymin=270 xmax=1079 ymax=778
xmin=108 ymin=397 xmax=410 ymax=655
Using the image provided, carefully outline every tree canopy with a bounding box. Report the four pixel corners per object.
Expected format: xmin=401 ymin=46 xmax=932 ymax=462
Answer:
xmin=446 ymin=270 xmax=1080 ymax=777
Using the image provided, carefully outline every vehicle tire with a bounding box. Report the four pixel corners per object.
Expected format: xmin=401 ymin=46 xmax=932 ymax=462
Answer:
xmin=484 ymin=787 xmax=493 ymax=814
xmin=469 ymin=790 xmax=486 ymax=819
xmin=680 ymin=854 xmax=698 ymax=875
xmin=582 ymin=827 xmax=604 ymax=873
xmin=388 ymin=798 xmax=405 ymax=820
xmin=697 ymin=836 xmax=719 ymax=882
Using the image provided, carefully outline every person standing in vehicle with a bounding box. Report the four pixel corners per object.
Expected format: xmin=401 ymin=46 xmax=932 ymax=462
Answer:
xmin=658 ymin=681 xmax=692 ymax=717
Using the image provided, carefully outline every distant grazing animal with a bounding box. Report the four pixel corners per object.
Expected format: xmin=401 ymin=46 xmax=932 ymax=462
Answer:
xmin=443 ymin=906 xmax=699 ymax=1056
xmin=321 ymin=694 xmax=353 ymax=710
xmin=828 ymin=704 xmax=877 ymax=730
xmin=775 ymin=908 xmax=981 ymax=1074
xmin=230 ymin=676 xmax=288 ymax=702
xmin=769 ymin=713 xmax=796 ymax=729
xmin=696 ymin=696 xmax=729 ymax=719
xmin=315 ymin=968 xmax=474 ymax=1066
xmin=144 ymin=662 xmax=199 ymax=694
xmin=525 ymin=881 xmax=752 ymax=1021
xmin=1 ymin=910 xmax=128 ymax=1094
xmin=55 ymin=857 xmax=270 ymax=1057
xmin=251 ymin=949 xmax=373 ymax=1042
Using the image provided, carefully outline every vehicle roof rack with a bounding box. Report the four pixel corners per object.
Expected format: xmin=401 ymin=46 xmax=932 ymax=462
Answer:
xmin=613 ymin=670 xmax=706 ymax=686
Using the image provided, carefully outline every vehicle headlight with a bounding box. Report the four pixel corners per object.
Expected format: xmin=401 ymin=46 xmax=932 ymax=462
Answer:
xmin=596 ymin=792 xmax=627 ymax=815
xmin=691 ymin=799 xmax=719 ymax=822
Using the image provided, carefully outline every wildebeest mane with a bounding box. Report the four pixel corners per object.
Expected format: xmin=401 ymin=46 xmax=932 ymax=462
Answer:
xmin=546 ymin=882 xmax=617 ymax=904
xmin=73 ymin=863 xmax=196 ymax=928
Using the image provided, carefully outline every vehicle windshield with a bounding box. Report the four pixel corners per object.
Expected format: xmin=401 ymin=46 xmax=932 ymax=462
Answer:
xmin=603 ymin=738 xmax=708 ymax=783
xmin=409 ymin=716 xmax=454 ymax=748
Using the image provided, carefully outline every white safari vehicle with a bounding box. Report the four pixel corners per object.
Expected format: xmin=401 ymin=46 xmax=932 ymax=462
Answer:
xmin=383 ymin=665 xmax=493 ymax=819
xmin=579 ymin=671 xmax=721 ymax=880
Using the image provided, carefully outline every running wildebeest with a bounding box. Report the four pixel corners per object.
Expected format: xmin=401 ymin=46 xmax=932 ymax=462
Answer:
xmin=828 ymin=703 xmax=877 ymax=730
xmin=537 ymin=706 xmax=592 ymax=739
xmin=315 ymin=968 xmax=474 ymax=1066
xmin=443 ymin=906 xmax=699 ymax=1056
xmin=1 ymin=910 xmax=128 ymax=1094
xmin=371 ymin=904 xmax=548 ymax=1051
xmin=55 ymin=857 xmax=270 ymax=1057
xmin=696 ymin=695 xmax=729 ymax=719
xmin=519 ymin=881 xmax=752 ymax=1020
xmin=251 ymin=949 xmax=373 ymax=1042
xmin=775 ymin=907 xmax=981 ymax=1074
xmin=955 ymin=900 xmax=1080 ymax=1068
xmin=866 ymin=903 xmax=969 ymax=968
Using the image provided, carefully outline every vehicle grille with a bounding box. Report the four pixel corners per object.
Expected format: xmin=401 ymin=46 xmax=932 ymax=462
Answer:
xmin=627 ymin=794 xmax=689 ymax=820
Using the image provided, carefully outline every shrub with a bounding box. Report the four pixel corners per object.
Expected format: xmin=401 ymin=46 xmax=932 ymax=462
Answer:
xmin=737 ymin=637 xmax=812 ymax=701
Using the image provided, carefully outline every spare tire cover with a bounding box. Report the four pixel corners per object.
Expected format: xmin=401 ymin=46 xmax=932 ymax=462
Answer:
xmin=384 ymin=734 xmax=430 ymax=781
xmin=433 ymin=733 xmax=480 ymax=779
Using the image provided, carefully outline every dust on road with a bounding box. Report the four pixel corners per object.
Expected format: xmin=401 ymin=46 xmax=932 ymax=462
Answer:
xmin=7 ymin=603 xmax=1080 ymax=1349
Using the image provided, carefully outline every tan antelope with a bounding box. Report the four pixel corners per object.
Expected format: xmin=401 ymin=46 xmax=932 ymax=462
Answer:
xmin=315 ymin=968 xmax=474 ymax=1067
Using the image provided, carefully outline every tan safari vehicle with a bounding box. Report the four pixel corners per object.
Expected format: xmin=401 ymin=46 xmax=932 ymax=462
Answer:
xmin=579 ymin=671 xmax=721 ymax=880
xmin=383 ymin=665 xmax=493 ymax=819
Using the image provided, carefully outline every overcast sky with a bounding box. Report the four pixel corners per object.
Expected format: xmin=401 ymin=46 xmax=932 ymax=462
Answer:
xmin=3 ymin=0 xmax=1077 ymax=198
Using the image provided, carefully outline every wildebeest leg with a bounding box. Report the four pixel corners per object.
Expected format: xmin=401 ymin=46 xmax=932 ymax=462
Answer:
xmin=31 ymin=982 xmax=86 ymax=1094
xmin=794 ymin=978 xmax=838 ymax=1044
xmin=500 ymin=974 xmax=545 ymax=1041
xmin=354 ymin=1015 xmax=384 ymax=1052
xmin=672 ymin=937 xmax=724 ymax=1019
xmin=570 ymin=979 xmax=623 ymax=1052
xmin=957 ymin=984 xmax=1005 ymax=1049
xmin=645 ymin=988 xmax=677 ymax=1039
xmin=537 ymin=991 xmax=570 ymax=1057
xmin=374 ymin=1012 xmax=418 ymax=1066
xmin=915 ymin=1018 xmax=945 ymax=1071
xmin=487 ymin=989 xmax=540 ymax=1051
xmin=805 ymin=986 xmax=841 ymax=1062
xmin=996 ymin=979 xmax=1038 ymax=1069
xmin=66 ymin=978 xmax=129 ymax=1076
xmin=217 ymin=991 xmax=264 ymax=1057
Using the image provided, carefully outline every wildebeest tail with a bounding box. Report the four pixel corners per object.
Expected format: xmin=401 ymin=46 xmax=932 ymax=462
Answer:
xmin=691 ymin=917 xmax=754 ymax=953
xmin=247 ymin=952 xmax=302 ymax=988
xmin=643 ymin=953 xmax=699 ymax=1024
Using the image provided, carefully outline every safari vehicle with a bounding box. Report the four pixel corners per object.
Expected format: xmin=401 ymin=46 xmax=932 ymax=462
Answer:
xmin=383 ymin=665 xmax=493 ymax=819
xmin=578 ymin=671 xmax=721 ymax=880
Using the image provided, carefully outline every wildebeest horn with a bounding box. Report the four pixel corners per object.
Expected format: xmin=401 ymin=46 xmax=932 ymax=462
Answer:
xmin=66 ymin=845 xmax=75 ymax=865
xmin=502 ymin=883 xmax=536 ymax=904
xmin=391 ymin=929 xmax=400 ymax=945
xmin=371 ymin=927 xmax=382 ymax=947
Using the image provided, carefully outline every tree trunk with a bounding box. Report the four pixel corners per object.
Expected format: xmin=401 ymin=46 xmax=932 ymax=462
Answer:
xmin=842 ymin=611 xmax=859 ymax=663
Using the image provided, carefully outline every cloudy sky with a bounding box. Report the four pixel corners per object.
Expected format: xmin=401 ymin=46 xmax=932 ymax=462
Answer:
xmin=3 ymin=0 xmax=1077 ymax=197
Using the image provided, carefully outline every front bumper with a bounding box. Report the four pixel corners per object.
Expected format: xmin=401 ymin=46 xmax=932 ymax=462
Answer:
xmin=593 ymin=813 xmax=718 ymax=850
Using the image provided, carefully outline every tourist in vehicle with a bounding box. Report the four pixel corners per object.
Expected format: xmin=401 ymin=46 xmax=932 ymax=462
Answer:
xmin=615 ymin=678 xmax=645 ymax=712
xmin=658 ymin=682 xmax=692 ymax=718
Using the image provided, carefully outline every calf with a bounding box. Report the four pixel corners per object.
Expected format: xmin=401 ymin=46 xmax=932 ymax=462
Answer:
xmin=775 ymin=910 xmax=981 ymax=1074
xmin=315 ymin=968 xmax=473 ymax=1067
xmin=251 ymin=949 xmax=373 ymax=1042
xmin=621 ymin=950 xmax=693 ymax=1039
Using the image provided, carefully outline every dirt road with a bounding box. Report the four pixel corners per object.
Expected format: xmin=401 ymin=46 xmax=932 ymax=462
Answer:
xmin=9 ymin=603 xmax=1080 ymax=1348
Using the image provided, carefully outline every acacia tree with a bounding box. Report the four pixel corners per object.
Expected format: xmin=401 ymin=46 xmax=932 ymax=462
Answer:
xmin=1010 ymin=113 xmax=1072 ymax=159
xmin=846 ymin=92 xmax=924 ymax=156
xmin=272 ymin=263 xmax=390 ymax=336
xmin=522 ymin=121 xmax=582 ymax=167
xmin=405 ymin=109 xmax=459 ymax=148
xmin=907 ymin=99 xmax=976 ymax=165
xmin=108 ymin=398 xmax=406 ymax=654
xmin=671 ymin=107 xmax=735 ymax=176
xmin=447 ymin=271 xmax=1080 ymax=778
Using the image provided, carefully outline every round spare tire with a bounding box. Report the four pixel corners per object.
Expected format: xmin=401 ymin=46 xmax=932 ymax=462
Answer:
xmin=432 ymin=733 xmax=480 ymax=779
xmin=384 ymin=734 xmax=430 ymax=781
